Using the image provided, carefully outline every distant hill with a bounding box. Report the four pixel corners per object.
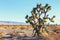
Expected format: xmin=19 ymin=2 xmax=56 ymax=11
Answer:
xmin=0 ymin=21 xmax=29 ymax=25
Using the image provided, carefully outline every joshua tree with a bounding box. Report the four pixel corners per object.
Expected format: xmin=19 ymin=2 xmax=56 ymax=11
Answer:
xmin=25 ymin=3 xmax=55 ymax=37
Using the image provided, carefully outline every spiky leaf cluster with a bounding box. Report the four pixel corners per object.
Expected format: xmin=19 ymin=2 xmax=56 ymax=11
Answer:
xmin=25 ymin=4 xmax=55 ymax=27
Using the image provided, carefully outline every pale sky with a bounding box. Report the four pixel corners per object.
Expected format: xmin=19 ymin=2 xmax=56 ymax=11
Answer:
xmin=0 ymin=0 xmax=60 ymax=24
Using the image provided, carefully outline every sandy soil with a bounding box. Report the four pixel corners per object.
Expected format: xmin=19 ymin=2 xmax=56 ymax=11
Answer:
xmin=0 ymin=25 xmax=60 ymax=40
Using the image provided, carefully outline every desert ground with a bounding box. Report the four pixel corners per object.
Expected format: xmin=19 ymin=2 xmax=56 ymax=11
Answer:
xmin=0 ymin=24 xmax=60 ymax=40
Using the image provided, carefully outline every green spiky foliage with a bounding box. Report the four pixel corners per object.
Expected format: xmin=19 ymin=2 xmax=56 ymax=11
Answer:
xmin=25 ymin=3 xmax=55 ymax=36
